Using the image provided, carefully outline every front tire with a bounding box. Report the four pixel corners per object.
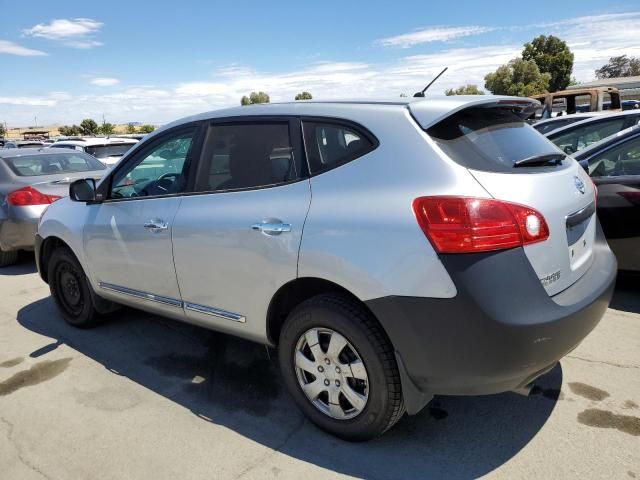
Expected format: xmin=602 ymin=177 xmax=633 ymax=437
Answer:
xmin=279 ymin=294 xmax=404 ymax=441
xmin=48 ymin=247 xmax=101 ymax=328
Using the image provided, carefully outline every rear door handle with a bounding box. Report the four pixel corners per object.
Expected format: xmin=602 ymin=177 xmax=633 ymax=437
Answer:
xmin=251 ymin=221 xmax=292 ymax=235
xmin=143 ymin=219 xmax=168 ymax=233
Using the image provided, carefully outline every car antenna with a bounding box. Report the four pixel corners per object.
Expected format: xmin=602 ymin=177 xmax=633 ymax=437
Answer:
xmin=413 ymin=67 xmax=448 ymax=98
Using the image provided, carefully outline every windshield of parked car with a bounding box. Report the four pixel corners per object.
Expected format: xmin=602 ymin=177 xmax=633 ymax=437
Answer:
xmin=427 ymin=107 xmax=562 ymax=172
xmin=3 ymin=152 xmax=106 ymax=176
xmin=85 ymin=143 xmax=134 ymax=159
xmin=548 ymin=117 xmax=627 ymax=154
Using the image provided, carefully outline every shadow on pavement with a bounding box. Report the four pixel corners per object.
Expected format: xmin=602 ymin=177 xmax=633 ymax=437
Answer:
xmin=0 ymin=251 xmax=36 ymax=276
xmin=609 ymin=272 xmax=640 ymax=314
xmin=17 ymin=297 xmax=562 ymax=479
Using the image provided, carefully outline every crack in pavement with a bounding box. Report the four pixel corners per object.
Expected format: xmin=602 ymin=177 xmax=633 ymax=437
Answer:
xmin=0 ymin=416 xmax=52 ymax=480
xmin=567 ymin=354 xmax=639 ymax=370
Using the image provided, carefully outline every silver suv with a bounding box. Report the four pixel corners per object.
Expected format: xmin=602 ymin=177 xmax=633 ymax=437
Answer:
xmin=36 ymin=97 xmax=616 ymax=441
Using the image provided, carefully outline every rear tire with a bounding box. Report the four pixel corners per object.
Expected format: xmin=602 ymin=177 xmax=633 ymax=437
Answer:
xmin=0 ymin=250 xmax=19 ymax=267
xmin=279 ymin=293 xmax=404 ymax=441
xmin=48 ymin=247 xmax=101 ymax=328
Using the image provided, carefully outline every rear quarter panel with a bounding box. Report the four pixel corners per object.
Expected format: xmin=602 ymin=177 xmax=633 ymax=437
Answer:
xmin=299 ymin=106 xmax=491 ymax=300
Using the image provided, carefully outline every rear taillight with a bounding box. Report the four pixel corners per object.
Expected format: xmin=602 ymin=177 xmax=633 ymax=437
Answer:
xmin=7 ymin=186 xmax=62 ymax=206
xmin=412 ymin=196 xmax=549 ymax=254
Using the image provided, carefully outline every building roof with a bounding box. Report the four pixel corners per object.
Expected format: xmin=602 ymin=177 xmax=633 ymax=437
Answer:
xmin=568 ymin=76 xmax=640 ymax=90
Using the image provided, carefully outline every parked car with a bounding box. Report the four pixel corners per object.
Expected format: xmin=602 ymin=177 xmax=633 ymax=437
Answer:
xmin=48 ymin=137 xmax=138 ymax=166
xmin=622 ymin=100 xmax=640 ymax=111
xmin=532 ymin=112 xmax=598 ymax=135
xmin=574 ymin=125 xmax=640 ymax=272
xmin=3 ymin=140 xmax=45 ymax=149
xmin=0 ymin=149 xmax=106 ymax=266
xmin=546 ymin=110 xmax=640 ymax=154
xmin=36 ymin=96 xmax=615 ymax=441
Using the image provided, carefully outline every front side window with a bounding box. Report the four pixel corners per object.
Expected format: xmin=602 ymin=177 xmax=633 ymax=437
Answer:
xmin=588 ymin=136 xmax=640 ymax=177
xmin=549 ymin=118 xmax=626 ymax=154
xmin=110 ymin=129 xmax=195 ymax=199
xmin=197 ymin=122 xmax=297 ymax=192
xmin=303 ymin=121 xmax=375 ymax=174
xmin=4 ymin=152 xmax=105 ymax=176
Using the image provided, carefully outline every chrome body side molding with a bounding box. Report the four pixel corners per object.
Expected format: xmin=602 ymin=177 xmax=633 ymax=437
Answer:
xmin=98 ymin=283 xmax=245 ymax=323
xmin=184 ymin=302 xmax=246 ymax=323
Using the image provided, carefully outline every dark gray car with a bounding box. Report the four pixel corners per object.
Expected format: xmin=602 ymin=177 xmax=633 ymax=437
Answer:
xmin=0 ymin=148 xmax=106 ymax=266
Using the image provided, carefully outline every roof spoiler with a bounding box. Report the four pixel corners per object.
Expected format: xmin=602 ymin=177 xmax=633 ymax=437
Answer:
xmin=408 ymin=96 xmax=538 ymax=130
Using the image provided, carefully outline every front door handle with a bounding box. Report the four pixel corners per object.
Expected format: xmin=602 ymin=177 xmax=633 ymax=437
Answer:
xmin=251 ymin=221 xmax=292 ymax=236
xmin=144 ymin=219 xmax=168 ymax=233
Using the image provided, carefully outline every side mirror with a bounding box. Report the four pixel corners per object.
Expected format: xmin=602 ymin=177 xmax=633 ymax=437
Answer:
xmin=70 ymin=178 xmax=97 ymax=202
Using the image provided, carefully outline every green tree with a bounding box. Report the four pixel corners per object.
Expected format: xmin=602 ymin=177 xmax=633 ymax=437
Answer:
xmin=522 ymin=35 xmax=574 ymax=92
xmin=79 ymin=118 xmax=99 ymax=135
xmin=125 ymin=123 xmax=137 ymax=134
xmin=484 ymin=58 xmax=550 ymax=97
xmin=444 ymin=84 xmax=484 ymax=96
xmin=295 ymin=91 xmax=313 ymax=100
xmin=0 ymin=123 xmax=6 ymax=138
xmin=138 ymin=124 xmax=155 ymax=134
xmin=99 ymin=123 xmax=115 ymax=135
xmin=58 ymin=125 xmax=81 ymax=136
xmin=241 ymin=91 xmax=270 ymax=105
xmin=595 ymin=55 xmax=640 ymax=79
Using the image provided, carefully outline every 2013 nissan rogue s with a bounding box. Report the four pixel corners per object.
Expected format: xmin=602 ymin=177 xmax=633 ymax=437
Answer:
xmin=35 ymin=96 xmax=616 ymax=441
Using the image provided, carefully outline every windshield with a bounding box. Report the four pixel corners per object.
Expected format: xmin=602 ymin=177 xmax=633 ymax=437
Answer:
xmin=4 ymin=152 xmax=106 ymax=176
xmin=548 ymin=117 xmax=627 ymax=154
xmin=85 ymin=143 xmax=134 ymax=159
xmin=427 ymin=107 xmax=562 ymax=172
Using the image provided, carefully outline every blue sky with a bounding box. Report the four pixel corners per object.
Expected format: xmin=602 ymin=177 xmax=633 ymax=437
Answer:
xmin=1 ymin=1 xmax=639 ymax=126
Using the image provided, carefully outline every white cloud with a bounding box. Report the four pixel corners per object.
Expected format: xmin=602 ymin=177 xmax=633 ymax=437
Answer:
xmin=4 ymin=11 xmax=640 ymax=126
xmin=90 ymin=77 xmax=120 ymax=87
xmin=23 ymin=18 xmax=103 ymax=49
xmin=377 ymin=26 xmax=495 ymax=48
xmin=536 ymin=12 xmax=640 ymax=81
xmin=0 ymin=40 xmax=47 ymax=56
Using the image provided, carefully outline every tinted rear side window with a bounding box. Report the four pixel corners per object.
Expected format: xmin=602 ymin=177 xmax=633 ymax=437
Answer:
xmin=197 ymin=122 xmax=299 ymax=192
xmin=427 ymin=107 xmax=561 ymax=172
xmin=303 ymin=121 xmax=376 ymax=174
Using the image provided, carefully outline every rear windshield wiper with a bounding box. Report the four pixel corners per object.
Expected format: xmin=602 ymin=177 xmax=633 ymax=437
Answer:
xmin=513 ymin=153 xmax=565 ymax=168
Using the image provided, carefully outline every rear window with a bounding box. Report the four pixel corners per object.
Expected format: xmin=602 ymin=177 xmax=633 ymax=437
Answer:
xmin=3 ymin=152 xmax=105 ymax=176
xmin=427 ymin=107 xmax=561 ymax=172
xmin=85 ymin=143 xmax=134 ymax=159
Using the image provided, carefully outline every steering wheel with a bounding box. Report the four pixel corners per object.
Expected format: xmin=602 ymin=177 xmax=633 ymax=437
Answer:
xmin=158 ymin=172 xmax=180 ymax=182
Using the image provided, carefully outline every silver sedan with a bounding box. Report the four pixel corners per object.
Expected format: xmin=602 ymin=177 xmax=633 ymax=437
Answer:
xmin=0 ymin=148 xmax=106 ymax=266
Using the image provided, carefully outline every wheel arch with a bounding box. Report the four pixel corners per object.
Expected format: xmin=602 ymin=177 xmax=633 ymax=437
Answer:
xmin=38 ymin=235 xmax=74 ymax=283
xmin=266 ymin=277 xmax=388 ymax=346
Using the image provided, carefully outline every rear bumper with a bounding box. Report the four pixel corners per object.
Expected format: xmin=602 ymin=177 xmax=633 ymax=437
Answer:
xmin=366 ymin=223 xmax=616 ymax=414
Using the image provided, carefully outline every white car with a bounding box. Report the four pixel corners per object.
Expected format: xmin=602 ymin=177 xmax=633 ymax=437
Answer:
xmin=48 ymin=137 xmax=138 ymax=166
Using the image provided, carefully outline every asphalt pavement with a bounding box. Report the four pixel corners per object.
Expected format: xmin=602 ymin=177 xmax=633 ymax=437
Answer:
xmin=0 ymin=253 xmax=638 ymax=479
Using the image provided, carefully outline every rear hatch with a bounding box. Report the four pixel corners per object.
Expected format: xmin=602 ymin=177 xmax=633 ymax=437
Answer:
xmin=412 ymin=98 xmax=598 ymax=296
